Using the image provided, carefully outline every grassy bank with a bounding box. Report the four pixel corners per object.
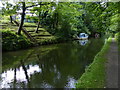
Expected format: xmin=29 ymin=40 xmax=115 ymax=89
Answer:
xmin=2 ymin=29 xmax=32 ymax=51
xmin=1 ymin=20 xmax=70 ymax=51
xmin=2 ymin=29 xmax=67 ymax=51
xmin=76 ymin=38 xmax=112 ymax=88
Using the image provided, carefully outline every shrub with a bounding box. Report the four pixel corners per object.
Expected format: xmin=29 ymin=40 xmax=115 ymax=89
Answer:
xmin=2 ymin=29 xmax=31 ymax=51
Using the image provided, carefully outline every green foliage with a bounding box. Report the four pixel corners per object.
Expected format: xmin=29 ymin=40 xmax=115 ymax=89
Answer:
xmin=109 ymin=14 xmax=119 ymax=32
xmin=2 ymin=29 xmax=31 ymax=51
xmin=40 ymin=2 xmax=83 ymax=39
xmin=115 ymin=32 xmax=120 ymax=52
xmin=26 ymin=15 xmax=38 ymax=23
xmin=2 ymin=2 xmax=119 ymax=41
xmin=2 ymin=2 xmax=19 ymax=16
xmin=0 ymin=16 xmax=10 ymax=24
xmin=80 ymin=2 xmax=119 ymax=37
xmin=38 ymin=2 xmax=118 ymax=38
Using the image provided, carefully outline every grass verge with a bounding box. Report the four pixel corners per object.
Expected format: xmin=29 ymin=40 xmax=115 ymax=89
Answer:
xmin=75 ymin=38 xmax=112 ymax=88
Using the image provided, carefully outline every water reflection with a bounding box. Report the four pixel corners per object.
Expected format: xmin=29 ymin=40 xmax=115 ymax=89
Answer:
xmin=65 ymin=76 xmax=77 ymax=88
xmin=0 ymin=65 xmax=42 ymax=88
xmin=1 ymin=39 xmax=104 ymax=88
xmin=79 ymin=39 xmax=88 ymax=46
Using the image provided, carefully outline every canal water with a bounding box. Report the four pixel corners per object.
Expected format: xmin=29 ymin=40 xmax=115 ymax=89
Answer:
xmin=1 ymin=39 xmax=104 ymax=88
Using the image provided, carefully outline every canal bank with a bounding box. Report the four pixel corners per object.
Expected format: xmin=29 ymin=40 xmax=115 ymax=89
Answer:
xmin=76 ymin=38 xmax=112 ymax=88
xmin=2 ymin=29 xmax=70 ymax=52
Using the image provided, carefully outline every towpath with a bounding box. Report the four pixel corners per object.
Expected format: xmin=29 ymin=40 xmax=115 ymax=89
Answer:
xmin=106 ymin=38 xmax=118 ymax=88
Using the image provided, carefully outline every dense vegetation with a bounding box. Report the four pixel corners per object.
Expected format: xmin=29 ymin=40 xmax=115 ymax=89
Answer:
xmin=2 ymin=29 xmax=31 ymax=51
xmin=26 ymin=2 xmax=119 ymax=39
xmin=116 ymin=32 xmax=120 ymax=52
xmin=1 ymin=1 xmax=119 ymax=51
xmin=1 ymin=2 xmax=119 ymax=38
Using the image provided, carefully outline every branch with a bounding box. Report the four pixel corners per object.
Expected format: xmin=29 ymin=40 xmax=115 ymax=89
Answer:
xmin=26 ymin=3 xmax=50 ymax=9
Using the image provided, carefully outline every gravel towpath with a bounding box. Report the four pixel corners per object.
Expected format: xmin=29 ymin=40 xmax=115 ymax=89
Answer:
xmin=106 ymin=38 xmax=118 ymax=88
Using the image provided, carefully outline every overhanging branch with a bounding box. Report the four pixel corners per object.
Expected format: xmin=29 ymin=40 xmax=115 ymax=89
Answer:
xmin=26 ymin=3 xmax=50 ymax=9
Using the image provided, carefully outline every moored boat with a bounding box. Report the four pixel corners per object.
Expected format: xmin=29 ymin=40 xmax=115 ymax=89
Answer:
xmin=75 ymin=33 xmax=89 ymax=40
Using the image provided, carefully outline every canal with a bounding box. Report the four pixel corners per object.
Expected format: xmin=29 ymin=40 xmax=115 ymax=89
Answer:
xmin=1 ymin=39 xmax=104 ymax=88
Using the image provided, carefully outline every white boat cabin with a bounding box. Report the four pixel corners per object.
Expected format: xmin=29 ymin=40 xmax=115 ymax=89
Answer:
xmin=79 ymin=33 xmax=88 ymax=39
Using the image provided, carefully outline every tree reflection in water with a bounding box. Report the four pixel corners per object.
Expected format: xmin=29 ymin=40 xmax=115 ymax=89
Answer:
xmin=1 ymin=39 xmax=104 ymax=88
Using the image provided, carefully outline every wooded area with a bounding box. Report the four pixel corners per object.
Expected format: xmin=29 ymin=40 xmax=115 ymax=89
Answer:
xmin=1 ymin=1 xmax=119 ymax=38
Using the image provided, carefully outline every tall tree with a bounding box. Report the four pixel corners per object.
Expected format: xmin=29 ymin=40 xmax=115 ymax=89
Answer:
xmin=2 ymin=2 xmax=19 ymax=23
xmin=17 ymin=2 xmax=49 ymax=35
xmin=35 ymin=12 xmax=41 ymax=33
xmin=17 ymin=2 xmax=26 ymax=35
xmin=30 ymin=2 xmax=54 ymax=33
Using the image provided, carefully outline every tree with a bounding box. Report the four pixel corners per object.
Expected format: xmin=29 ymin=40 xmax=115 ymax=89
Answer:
xmin=40 ymin=2 xmax=83 ymax=38
xmin=82 ymin=2 xmax=119 ymax=37
xmin=17 ymin=2 xmax=50 ymax=35
xmin=17 ymin=2 xmax=26 ymax=35
xmin=30 ymin=2 xmax=55 ymax=33
xmin=2 ymin=2 xmax=19 ymax=23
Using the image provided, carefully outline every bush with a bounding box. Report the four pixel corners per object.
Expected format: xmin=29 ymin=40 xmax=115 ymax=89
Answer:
xmin=2 ymin=29 xmax=32 ymax=51
xmin=115 ymin=32 xmax=120 ymax=52
xmin=115 ymin=32 xmax=120 ymax=42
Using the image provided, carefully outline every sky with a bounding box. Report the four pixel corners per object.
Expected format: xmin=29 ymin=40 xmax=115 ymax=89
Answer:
xmin=0 ymin=0 xmax=14 ymax=7
xmin=0 ymin=0 xmax=119 ymax=8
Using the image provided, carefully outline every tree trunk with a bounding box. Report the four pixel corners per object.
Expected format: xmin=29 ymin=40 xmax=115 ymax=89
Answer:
xmin=35 ymin=12 xmax=40 ymax=33
xmin=18 ymin=2 xmax=26 ymax=35
xmin=35 ymin=21 xmax=40 ymax=33
xmin=10 ymin=15 xmax=13 ymax=24
xmin=21 ymin=60 xmax=30 ymax=83
xmin=35 ymin=10 xmax=41 ymax=33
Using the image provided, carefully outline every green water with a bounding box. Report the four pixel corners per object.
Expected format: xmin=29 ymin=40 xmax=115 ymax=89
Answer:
xmin=1 ymin=39 xmax=104 ymax=88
